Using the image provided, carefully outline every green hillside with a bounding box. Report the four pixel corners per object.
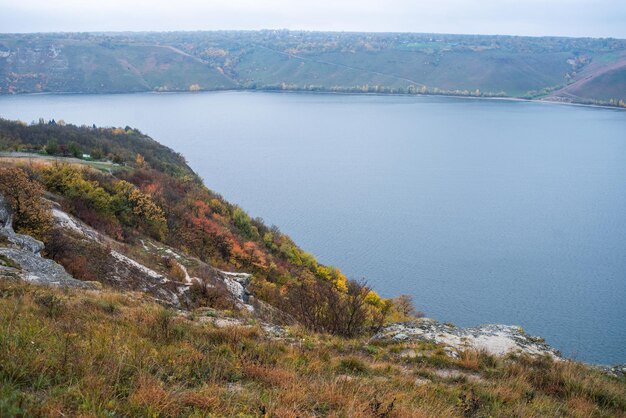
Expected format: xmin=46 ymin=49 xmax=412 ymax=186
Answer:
xmin=1 ymin=31 xmax=625 ymax=105
xmin=0 ymin=37 xmax=236 ymax=94
xmin=579 ymin=67 xmax=626 ymax=100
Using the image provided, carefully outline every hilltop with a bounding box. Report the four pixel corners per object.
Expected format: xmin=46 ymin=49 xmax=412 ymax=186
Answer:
xmin=0 ymin=31 xmax=625 ymax=107
xmin=0 ymin=119 xmax=625 ymax=416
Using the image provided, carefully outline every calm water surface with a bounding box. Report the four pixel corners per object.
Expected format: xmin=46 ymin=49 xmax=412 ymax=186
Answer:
xmin=0 ymin=92 xmax=625 ymax=364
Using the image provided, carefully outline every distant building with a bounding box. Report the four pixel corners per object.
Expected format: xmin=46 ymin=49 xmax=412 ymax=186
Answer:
xmin=82 ymin=154 xmax=91 ymax=159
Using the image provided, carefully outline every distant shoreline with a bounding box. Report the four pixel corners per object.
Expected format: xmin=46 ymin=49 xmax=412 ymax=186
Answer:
xmin=1 ymin=88 xmax=625 ymax=112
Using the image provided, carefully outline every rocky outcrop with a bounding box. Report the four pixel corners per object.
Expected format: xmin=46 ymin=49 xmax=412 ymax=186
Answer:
xmin=596 ymin=364 xmax=626 ymax=379
xmin=52 ymin=208 xmax=101 ymax=242
xmin=0 ymin=194 xmax=96 ymax=289
xmin=50 ymin=205 xmax=199 ymax=305
xmin=47 ymin=203 xmax=265 ymax=312
xmin=107 ymin=249 xmax=185 ymax=306
xmin=373 ymin=318 xmax=561 ymax=359
xmin=219 ymin=271 xmax=253 ymax=311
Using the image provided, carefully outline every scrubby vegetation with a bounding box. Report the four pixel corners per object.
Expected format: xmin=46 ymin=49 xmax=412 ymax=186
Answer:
xmin=0 ymin=281 xmax=624 ymax=417
xmin=0 ymin=166 xmax=51 ymax=240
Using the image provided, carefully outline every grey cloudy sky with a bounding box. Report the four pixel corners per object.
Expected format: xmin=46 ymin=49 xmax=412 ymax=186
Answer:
xmin=1 ymin=0 xmax=624 ymax=38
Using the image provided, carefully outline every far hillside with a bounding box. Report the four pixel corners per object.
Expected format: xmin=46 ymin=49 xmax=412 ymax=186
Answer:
xmin=0 ymin=31 xmax=625 ymax=107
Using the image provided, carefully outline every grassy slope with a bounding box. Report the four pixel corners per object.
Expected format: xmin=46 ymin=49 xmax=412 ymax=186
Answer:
xmin=580 ymin=67 xmax=626 ymax=99
xmin=1 ymin=281 xmax=624 ymax=417
xmin=233 ymin=48 xmax=407 ymax=88
xmin=556 ymin=66 xmax=626 ymax=101
xmin=1 ymin=32 xmax=625 ymax=103
xmin=0 ymin=39 xmax=237 ymax=94
xmin=278 ymin=50 xmax=573 ymax=96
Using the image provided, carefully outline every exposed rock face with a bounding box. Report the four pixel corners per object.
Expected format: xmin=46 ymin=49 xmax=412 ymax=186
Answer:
xmin=0 ymin=247 xmax=94 ymax=288
xmin=219 ymin=271 xmax=253 ymax=311
xmin=216 ymin=270 xmax=295 ymax=324
xmin=373 ymin=319 xmax=561 ymax=359
xmin=50 ymin=204 xmax=199 ymax=306
xmin=48 ymin=202 xmax=263 ymax=311
xmin=107 ymin=249 xmax=184 ymax=306
xmin=52 ymin=208 xmax=101 ymax=242
xmin=0 ymin=194 xmax=96 ymax=289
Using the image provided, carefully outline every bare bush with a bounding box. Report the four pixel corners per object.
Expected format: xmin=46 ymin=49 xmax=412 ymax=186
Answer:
xmin=282 ymin=278 xmax=371 ymax=337
xmin=393 ymin=294 xmax=424 ymax=319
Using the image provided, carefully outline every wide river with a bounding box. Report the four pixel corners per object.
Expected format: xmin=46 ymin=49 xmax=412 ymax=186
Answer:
xmin=0 ymin=92 xmax=624 ymax=364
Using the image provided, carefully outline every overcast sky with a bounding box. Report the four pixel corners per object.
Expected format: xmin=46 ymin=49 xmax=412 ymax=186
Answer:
xmin=1 ymin=0 xmax=624 ymax=38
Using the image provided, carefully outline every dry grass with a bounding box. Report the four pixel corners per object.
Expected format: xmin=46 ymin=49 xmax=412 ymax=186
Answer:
xmin=0 ymin=281 xmax=624 ymax=417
